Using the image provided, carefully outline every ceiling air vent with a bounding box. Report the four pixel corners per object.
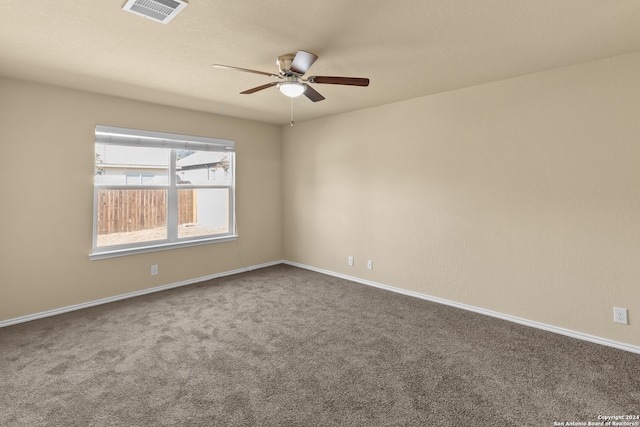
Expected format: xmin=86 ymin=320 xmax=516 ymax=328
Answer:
xmin=123 ymin=0 xmax=187 ymax=24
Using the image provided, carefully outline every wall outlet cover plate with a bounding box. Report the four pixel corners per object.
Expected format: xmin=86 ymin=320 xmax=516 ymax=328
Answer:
xmin=613 ymin=307 xmax=628 ymax=325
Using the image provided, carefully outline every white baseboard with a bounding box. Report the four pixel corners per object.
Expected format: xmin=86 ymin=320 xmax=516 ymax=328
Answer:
xmin=0 ymin=260 xmax=283 ymax=329
xmin=5 ymin=259 xmax=639 ymax=355
xmin=283 ymin=260 xmax=640 ymax=355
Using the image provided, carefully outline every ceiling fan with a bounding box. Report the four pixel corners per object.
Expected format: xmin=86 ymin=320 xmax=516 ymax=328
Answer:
xmin=212 ymin=50 xmax=369 ymax=102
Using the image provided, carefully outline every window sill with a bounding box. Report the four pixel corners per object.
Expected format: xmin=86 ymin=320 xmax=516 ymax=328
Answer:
xmin=89 ymin=235 xmax=238 ymax=260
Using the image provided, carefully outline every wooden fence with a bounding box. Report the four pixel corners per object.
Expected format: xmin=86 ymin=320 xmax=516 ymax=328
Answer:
xmin=97 ymin=189 xmax=196 ymax=234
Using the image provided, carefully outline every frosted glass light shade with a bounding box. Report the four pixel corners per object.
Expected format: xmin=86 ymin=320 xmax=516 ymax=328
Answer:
xmin=278 ymin=82 xmax=306 ymax=97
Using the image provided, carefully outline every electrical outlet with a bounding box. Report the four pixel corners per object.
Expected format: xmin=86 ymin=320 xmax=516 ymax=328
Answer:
xmin=348 ymin=256 xmax=354 ymax=266
xmin=367 ymin=260 xmax=373 ymax=270
xmin=151 ymin=264 xmax=158 ymax=276
xmin=613 ymin=307 xmax=628 ymax=325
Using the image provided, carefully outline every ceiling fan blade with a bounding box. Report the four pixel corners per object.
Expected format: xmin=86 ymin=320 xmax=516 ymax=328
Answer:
xmin=290 ymin=51 xmax=318 ymax=75
xmin=303 ymin=84 xmax=325 ymax=102
xmin=212 ymin=64 xmax=279 ymax=78
xmin=240 ymin=82 xmax=278 ymax=94
xmin=310 ymin=76 xmax=369 ymax=86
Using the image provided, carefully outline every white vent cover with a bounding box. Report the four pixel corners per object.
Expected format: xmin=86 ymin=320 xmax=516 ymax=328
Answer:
xmin=123 ymin=0 xmax=187 ymax=24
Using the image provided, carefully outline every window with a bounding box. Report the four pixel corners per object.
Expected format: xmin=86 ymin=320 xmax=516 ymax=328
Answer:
xmin=91 ymin=125 xmax=236 ymax=259
xmin=125 ymin=173 xmax=156 ymax=185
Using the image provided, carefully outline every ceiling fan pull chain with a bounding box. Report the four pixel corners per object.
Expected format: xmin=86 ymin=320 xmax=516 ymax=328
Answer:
xmin=290 ymin=97 xmax=295 ymax=127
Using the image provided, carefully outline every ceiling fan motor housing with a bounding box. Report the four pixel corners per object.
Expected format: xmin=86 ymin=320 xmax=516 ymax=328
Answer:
xmin=277 ymin=54 xmax=296 ymax=75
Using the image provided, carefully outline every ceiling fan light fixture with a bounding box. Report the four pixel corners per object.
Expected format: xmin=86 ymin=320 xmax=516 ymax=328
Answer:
xmin=278 ymin=82 xmax=306 ymax=98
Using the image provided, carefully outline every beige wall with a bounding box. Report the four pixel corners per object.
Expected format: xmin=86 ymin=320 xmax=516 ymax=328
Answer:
xmin=0 ymin=77 xmax=282 ymax=321
xmin=2 ymin=51 xmax=639 ymax=348
xmin=283 ymin=52 xmax=640 ymax=347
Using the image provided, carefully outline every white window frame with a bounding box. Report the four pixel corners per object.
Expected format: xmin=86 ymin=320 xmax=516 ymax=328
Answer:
xmin=90 ymin=125 xmax=236 ymax=260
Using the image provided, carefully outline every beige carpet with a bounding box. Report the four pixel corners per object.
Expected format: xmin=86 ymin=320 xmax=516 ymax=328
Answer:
xmin=1 ymin=264 xmax=638 ymax=426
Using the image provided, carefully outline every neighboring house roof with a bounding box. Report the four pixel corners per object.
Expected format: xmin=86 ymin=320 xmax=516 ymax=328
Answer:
xmin=177 ymin=151 xmax=227 ymax=168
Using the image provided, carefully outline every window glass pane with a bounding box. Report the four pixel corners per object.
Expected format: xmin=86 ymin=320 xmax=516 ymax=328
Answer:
xmin=96 ymin=189 xmax=167 ymax=247
xmin=92 ymin=126 xmax=235 ymax=258
xmin=95 ymin=144 xmax=169 ymax=185
xmin=178 ymin=188 xmax=229 ymax=239
xmin=176 ymin=151 xmax=231 ymax=185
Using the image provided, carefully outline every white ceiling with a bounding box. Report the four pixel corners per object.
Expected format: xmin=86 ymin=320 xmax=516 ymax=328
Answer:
xmin=1 ymin=1 xmax=640 ymax=125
